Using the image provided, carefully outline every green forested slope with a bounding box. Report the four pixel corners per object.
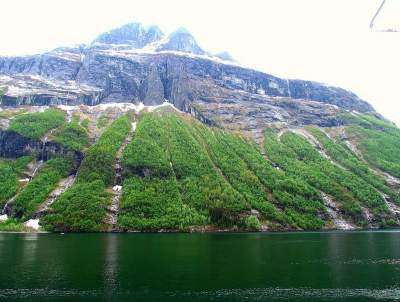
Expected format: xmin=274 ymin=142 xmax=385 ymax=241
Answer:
xmin=12 ymin=157 xmax=73 ymax=220
xmin=41 ymin=115 xmax=132 ymax=232
xmin=340 ymin=114 xmax=400 ymax=178
xmin=307 ymin=126 xmax=399 ymax=204
xmin=53 ymin=116 xmax=90 ymax=151
xmin=0 ymin=156 xmax=32 ymax=208
xmin=118 ymin=111 xmax=398 ymax=231
xmin=0 ymin=108 xmax=399 ymax=232
xmin=8 ymin=109 xmax=65 ymax=139
xmin=219 ymin=132 xmax=326 ymax=229
xmin=264 ymin=129 xmax=396 ymax=226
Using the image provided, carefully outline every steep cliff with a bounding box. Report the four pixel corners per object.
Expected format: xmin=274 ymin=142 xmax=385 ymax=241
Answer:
xmin=0 ymin=23 xmax=375 ymax=142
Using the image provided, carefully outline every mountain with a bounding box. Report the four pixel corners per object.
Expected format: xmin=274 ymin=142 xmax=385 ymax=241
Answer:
xmin=0 ymin=22 xmax=399 ymax=233
xmin=156 ymin=27 xmax=206 ymax=55
xmin=92 ymin=22 xmax=164 ymax=47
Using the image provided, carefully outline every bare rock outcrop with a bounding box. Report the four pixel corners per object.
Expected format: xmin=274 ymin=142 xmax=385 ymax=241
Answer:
xmin=0 ymin=22 xmax=376 ymax=139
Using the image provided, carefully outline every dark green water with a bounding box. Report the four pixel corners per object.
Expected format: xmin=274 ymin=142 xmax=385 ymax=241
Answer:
xmin=1 ymin=231 xmax=400 ymax=301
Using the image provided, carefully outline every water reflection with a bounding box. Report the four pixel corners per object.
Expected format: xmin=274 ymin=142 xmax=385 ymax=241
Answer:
xmin=21 ymin=232 xmax=39 ymax=264
xmin=1 ymin=231 xmax=400 ymax=302
xmin=103 ymin=234 xmax=119 ymax=299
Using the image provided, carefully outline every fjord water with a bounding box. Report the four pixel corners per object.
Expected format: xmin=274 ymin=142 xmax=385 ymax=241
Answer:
xmin=0 ymin=232 xmax=400 ymax=301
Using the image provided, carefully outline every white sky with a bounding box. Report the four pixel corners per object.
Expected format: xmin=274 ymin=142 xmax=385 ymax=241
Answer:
xmin=1 ymin=0 xmax=399 ymax=125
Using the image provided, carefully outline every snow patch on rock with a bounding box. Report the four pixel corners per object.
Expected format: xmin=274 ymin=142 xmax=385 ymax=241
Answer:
xmin=95 ymin=46 xmax=242 ymax=68
xmin=146 ymin=102 xmax=171 ymax=112
xmin=94 ymin=101 xmax=181 ymax=114
xmin=113 ymin=185 xmax=122 ymax=192
xmin=98 ymin=102 xmax=139 ymax=112
xmin=24 ymin=219 xmax=40 ymax=230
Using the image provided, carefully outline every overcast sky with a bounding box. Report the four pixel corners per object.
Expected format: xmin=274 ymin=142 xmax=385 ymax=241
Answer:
xmin=1 ymin=0 xmax=399 ymax=125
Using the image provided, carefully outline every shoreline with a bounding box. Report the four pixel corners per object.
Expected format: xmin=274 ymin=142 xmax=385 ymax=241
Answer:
xmin=1 ymin=227 xmax=399 ymax=235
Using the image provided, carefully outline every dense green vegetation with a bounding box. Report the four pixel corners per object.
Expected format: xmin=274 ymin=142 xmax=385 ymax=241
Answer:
xmin=77 ymin=115 xmax=131 ymax=185
xmin=41 ymin=180 xmax=109 ymax=232
xmin=8 ymin=109 xmax=65 ymax=139
xmin=12 ymin=157 xmax=73 ymax=220
xmin=193 ymin=124 xmax=285 ymax=227
xmin=81 ymin=118 xmax=90 ymax=130
xmin=0 ymin=218 xmax=26 ymax=232
xmin=0 ymin=156 xmax=32 ymax=208
xmin=120 ymin=113 xmax=208 ymax=230
xmin=120 ymin=177 xmax=206 ymax=230
xmin=307 ymin=127 xmax=399 ymax=204
xmin=2 ymin=107 xmax=397 ymax=233
xmin=120 ymin=112 xmax=326 ymax=231
xmin=167 ymin=116 xmax=248 ymax=225
xmin=53 ymin=120 xmax=89 ymax=151
xmin=339 ymin=113 xmax=400 ymax=178
xmin=264 ymin=129 xmax=392 ymax=225
xmin=42 ymin=115 xmax=131 ymax=232
xmin=219 ymin=132 xmax=326 ymax=230
xmin=97 ymin=114 xmax=111 ymax=128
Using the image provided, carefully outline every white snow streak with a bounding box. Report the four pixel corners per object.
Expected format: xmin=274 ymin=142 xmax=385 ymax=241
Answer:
xmin=24 ymin=219 xmax=40 ymax=230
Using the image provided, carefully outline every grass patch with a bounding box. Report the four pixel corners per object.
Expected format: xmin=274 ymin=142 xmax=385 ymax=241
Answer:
xmin=221 ymin=131 xmax=326 ymax=230
xmin=8 ymin=109 xmax=65 ymax=139
xmin=12 ymin=157 xmax=73 ymax=220
xmin=340 ymin=114 xmax=400 ymax=178
xmin=0 ymin=156 xmax=32 ymax=208
xmin=0 ymin=218 xmax=26 ymax=232
xmin=120 ymin=113 xmax=208 ymax=230
xmin=307 ymin=127 xmax=399 ymax=204
xmin=41 ymin=180 xmax=110 ymax=232
xmin=81 ymin=118 xmax=89 ymax=130
xmin=96 ymin=115 xmax=110 ymax=128
xmin=120 ymin=112 xmax=327 ymax=230
xmin=42 ymin=115 xmax=131 ymax=232
xmin=264 ymin=129 xmax=391 ymax=225
xmin=77 ymin=115 xmax=131 ymax=185
xmin=53 ymin=121 xmax=89 ymax=151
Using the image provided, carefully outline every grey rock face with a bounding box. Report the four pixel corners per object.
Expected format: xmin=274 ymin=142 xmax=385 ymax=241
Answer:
xmin=0 ymin=130 xmax=39 ymax=158
xmin=0 ymin=73 xmax=103 ymax=106
xmin=0 ymin=130 xmax=82 ymax=167
xmin=288 ymin=80 xmax=373 ymax=112
xmin=0 ymin=23 xmax=377 ymax=140
xmin=92 ymin=23 xmax=164 ymax=48
xmin=144 ymin=25 xmax=164 ymax=45
xmin=157 ymin=28 xmax=205 ymax=55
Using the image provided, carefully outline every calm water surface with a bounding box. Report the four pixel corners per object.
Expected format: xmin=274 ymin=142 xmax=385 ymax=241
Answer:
xmin=0 ymin=231 xmax=400 ymax=301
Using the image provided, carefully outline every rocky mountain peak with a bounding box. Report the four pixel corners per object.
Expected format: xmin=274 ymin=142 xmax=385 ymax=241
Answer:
xmin=91 ymin=23 xmax=230 ymax=59
xmin=157 ymin=27 xmax=205 ymax=55
xmin=92 ymin=22 xmax=164 ymax=48
xmin=144 ymin=25 xmax=164 ymax=44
